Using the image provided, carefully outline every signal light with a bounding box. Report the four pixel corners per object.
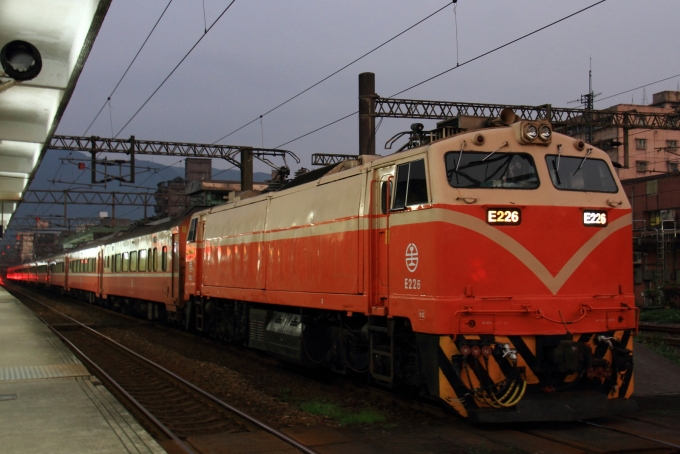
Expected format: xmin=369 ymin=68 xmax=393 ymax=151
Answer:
xmin=78 ymin=163 xmax=85 ymax=170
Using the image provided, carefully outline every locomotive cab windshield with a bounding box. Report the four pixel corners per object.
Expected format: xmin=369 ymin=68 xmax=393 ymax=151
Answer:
xmin=546 ymin=155 xmax=618 ymax=192
xmin=445 ymin=151 xmax=540 ymax=189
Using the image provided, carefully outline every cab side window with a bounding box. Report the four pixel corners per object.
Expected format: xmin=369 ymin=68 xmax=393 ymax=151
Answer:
xmin=187 ymin=218 xmax=198 ymax=242
xmin=392 ymin=159 xmax=428 ymax=210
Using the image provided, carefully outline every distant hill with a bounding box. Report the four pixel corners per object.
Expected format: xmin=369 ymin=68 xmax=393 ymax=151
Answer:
xmin=14 ymin=150 xmax=271 ymax=225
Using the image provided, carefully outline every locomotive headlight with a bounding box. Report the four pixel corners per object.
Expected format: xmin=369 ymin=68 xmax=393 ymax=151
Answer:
xmin=514 ymin=121 xmax=553 ymax=146
xmin=525 ymin=124 xmax=538 ymax=141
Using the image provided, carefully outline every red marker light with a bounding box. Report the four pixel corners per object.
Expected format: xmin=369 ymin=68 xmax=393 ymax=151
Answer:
xmin=460 ymin=345 xmax=471 ymax=357
xmin=586 ymin=367 xmax=596 ymax=379
xmin=481 ymin=345 xmax=493 ymax=357
xmin=471 ymin=345 xmax=481 ymax=358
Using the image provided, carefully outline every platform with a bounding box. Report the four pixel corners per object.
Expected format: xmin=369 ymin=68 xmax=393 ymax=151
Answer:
xmin=0 ymin=286 xmax=164 ymax=454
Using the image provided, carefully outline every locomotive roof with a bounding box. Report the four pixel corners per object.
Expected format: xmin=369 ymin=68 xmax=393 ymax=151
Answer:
xmin=40 ymin=206 xmax=204 ymax=261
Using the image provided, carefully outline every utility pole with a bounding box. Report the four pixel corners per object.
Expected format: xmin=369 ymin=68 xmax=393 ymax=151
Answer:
xmin=569 ymin=59 xmax=600 ymax=146
xmin=359 ymin=72 xmax=376 ymax=155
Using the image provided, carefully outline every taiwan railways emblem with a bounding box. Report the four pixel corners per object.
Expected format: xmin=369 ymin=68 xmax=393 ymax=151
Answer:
xmin=405 ymin=243 xmax=419 ymax=272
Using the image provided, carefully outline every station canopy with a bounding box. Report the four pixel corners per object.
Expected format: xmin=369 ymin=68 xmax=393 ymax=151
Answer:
xmin=0 ymin=0 xmax=111 ymax=235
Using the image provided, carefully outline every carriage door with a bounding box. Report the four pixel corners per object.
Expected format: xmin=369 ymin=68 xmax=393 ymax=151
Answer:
xmin=171 ymin=233 xmax=180 ymax=303
xmin=370 ymin=166 xmax=395 ymax=315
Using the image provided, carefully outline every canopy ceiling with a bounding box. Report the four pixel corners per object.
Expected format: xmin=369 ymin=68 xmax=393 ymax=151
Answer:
xmin=0 ymin=0 xmax=111 ymax=235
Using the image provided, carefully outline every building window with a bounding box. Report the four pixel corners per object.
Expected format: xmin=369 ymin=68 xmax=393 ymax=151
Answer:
xmin=636 ymin=160 xmax=649 ymax=173
xmin=636 ymin=139 xmax=647 ymax=150
xmin=650 ymin=211 xmax=660 ymax=227
xmin=668 ymin=161 xmax=679 ymax=173
xmin=668 ymin=140 xmax=678 ymax=151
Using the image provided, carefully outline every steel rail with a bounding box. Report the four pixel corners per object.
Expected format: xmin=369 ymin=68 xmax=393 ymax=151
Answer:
xmin=18 ymin=295 xmax=194 ymax=453
xmin=13 ymin=287 xmax=319 ymax=454
xmin=638 ymin=323 xmax=680 ymax=335
xmin=579 ymin=420 xmax=680 ymax=451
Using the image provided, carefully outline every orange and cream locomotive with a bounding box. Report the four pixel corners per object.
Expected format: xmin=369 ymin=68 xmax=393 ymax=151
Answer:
xmin=7 ymin=114 xmax=637 ymax=422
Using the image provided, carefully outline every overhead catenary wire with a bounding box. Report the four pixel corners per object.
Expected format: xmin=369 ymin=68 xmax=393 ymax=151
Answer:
xmin=595 ymin=72 xmax=680 ymax=104
xmin=83 ymin=0 xmax=175 ymax=136
xmin=275 ymin=0 xmax=607 ymax=149
xmin=390 ymin=0 xmax=607 ymax=98
xmin=212 ymin=1 xmax=454 ymax=145
xmin=114 ymin=0 xmax=238 ymax=138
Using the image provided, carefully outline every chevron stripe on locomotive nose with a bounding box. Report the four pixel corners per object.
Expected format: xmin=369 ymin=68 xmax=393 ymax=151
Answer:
xmin=437 ymin=331 xmax=634 ymax=417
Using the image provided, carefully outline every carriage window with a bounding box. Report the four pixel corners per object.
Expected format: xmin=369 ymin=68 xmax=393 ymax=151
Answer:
xmin=161 ymin=246 xmax=168 ymax=272
xmin=445 ymin=151 xmax=539 ymax=189
xmin=130 ymin=251 xmax=137 ymax=272
xmin=392 ymin=159 xmax=429 ymax=210
xmin=139 ymin=249 xmax=147 ymax=272
xmin=545 ymin=156 xmax=618 ymax=193
xmin=148 ymin=248 xmax=153 ymax=271
xmin=187 ymin=218 xmax=198 ymax=242
xmin=153 ymin=247 xmax=158 ymax=272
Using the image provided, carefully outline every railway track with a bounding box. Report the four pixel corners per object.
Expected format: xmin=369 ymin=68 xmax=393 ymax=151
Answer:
xmin=8 ymin=283 xmax=680 ymax=454
xmin=638 ymin=322 xmax=680 ymax=347
xmin=11 ymin=286 xmax=317 ymax=454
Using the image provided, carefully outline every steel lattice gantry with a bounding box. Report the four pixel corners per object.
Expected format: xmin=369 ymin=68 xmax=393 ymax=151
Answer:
xmin=11 ymin=216 xmax=127 ymax=229
xmin=372 ymin=97 xmax=680 ymax=130
xmin=48 ymin=135 xmax=299 ymax=189
xmin=49 ymin=135 xmax=299 ymax=168
xmin=20 ymin=189 xmax=171 ymax=222
xmin=22 ymin=189 xmax=158 ymax=206
xmin=357 ymin=73 xmax=680 ymax=159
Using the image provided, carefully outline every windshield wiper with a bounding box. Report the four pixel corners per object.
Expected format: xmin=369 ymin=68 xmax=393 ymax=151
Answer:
xmin=455 ymin=140 xmax=466 ymax=172
xmin=482 ymin=141 xmax=508 ymax=161
xmin=573 ymin=148 xmax=592 ymax=176
xmin=553 ymin=144 xmax=562 ymax=185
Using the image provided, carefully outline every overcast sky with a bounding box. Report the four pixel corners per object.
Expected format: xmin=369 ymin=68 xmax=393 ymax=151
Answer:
xmin=57 ymin=0 xmax=680 ymax=175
